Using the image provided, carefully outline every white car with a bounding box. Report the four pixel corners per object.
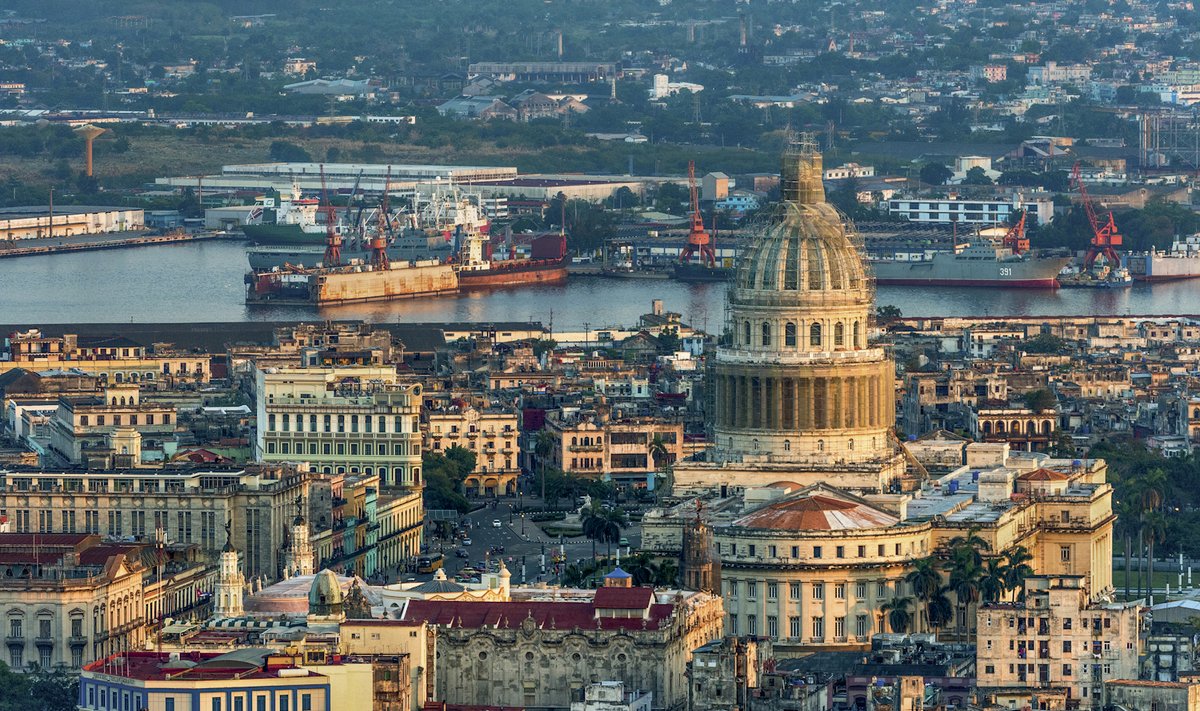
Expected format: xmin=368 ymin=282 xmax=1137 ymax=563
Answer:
xmin=492 ymin=519 xmax=502 ymax=528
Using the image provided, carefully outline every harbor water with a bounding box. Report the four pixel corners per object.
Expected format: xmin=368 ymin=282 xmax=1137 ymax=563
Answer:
xmin=2 ymin=240 xmax=1200 ymax=327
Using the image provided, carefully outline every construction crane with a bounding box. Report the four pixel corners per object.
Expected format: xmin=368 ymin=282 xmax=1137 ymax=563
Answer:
xmin=370 ymin=166 xmax=392 ymax=270
xmin=678 ymin=160 xmax=716 ymax=267
xmin=1071 ymin=162 xmax=1122 ymax=270
xmin=320 ymin=164 xmax=342 ymax=267
xmin=1001 ymin=211 xmax=1029 ymax=255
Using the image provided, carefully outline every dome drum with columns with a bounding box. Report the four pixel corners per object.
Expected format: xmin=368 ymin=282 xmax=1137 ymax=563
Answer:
xmin=698 ymin=136 xmax=905 ymax=490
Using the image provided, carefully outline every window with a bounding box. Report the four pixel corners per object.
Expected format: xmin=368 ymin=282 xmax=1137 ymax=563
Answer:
xmin=8 ymin=619 xmax=20 ymax=639
xmin=1063 ymin=641 xmax=1072 ymax=653
xmin=1063 ymin=664 xmax=1072 ymax=676
xmin=761 ymin=322 xmax=772 ymax=347
xmin=730 ymin=615 xmax=739 ymax=635
xmin=748 ymin=544 xmax=756 ymax=557
xmin=1064 ymin=618 xmax=1072 ymax=630
xmin=1060 ymin=545 xmax=1071 ymax=562
xmin=855 ymin=582 xmax=867 ymax=599
xmin=877 ymin=581 xmax=889 ymax=598
xmin=984 ymin=665 xmax=995 ymax=675
xmin=812 ymin=583 xmax=824 ymax=600
xmin=858 ymin=545 xmax=866 ymax=558
xmin=789 ymin=616 xmax=801 ymax=639
xmin=747 ymin=614 xmax=757 ymax=635
xmin=743 ymin=321 xmax=751 ymax=346
xmin=834 ymin=583 xmax=846 ymax=599
xmin=811 ymin=617 xmax=824 ymax=640
xmin=234 ymin=698 xmax=244 ymax=711
xmin=746 ymin=581 xmax=757 ymax=599
xmin=813 ymin=546 xmax=822 ymax=559
xmin=834 ymin=616 xmax=845 ymax=639
xmin=834 ymin=322 xmax=844 ymax=347
xmin=302 ymin=694 xmax=312 ymax=711
xmin=790 ymin=546 xmax=799 ymax=558
xmin=856 ymin=614 xmax=869 ymax=637
xmin=810 ymin=323 xmax=822 ymax=346
xmin=789 ymin=582 xmax=801 ymax=599
xmin=785 ymin=322 xmax=797 ymax=346
xmin=767 ymin=582 xmax=778 ymax=600
xmin=212 ymin=699 xmax=222 ymax=711
xmin=836 ymin=545 xmax=844 ymax=558
xmin=767 ymin=615 xmax=778 ymax=638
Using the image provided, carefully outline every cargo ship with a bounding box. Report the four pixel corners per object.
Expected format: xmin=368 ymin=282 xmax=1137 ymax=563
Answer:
xmin=1127 ymin=235 xmax=1200 ymax=281
xmin=240 ymin=186 xmax=328 ymax=245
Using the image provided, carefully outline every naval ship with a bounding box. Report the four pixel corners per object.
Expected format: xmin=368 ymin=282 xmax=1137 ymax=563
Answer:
xmin=1127 ymin=234 xmax=1200 ymax=281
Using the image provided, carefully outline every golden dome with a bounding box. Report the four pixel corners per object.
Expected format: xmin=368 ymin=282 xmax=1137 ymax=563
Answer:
xmin=732 ymin=137 xmax=871 ymax=307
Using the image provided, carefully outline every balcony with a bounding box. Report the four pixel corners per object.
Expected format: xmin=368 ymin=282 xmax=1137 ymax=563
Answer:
xmin=568 ymin=444 xmax=603 ymax=452
xmin=68 ymin=636 xmax=88 ymax=647
xmin=34 ymin=636 xmax=54 ymax=648
xmin=4 ymin=636 xmax=23 ymax=647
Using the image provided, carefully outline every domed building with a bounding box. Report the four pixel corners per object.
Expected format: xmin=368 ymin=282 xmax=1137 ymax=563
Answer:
xmin=674 ymin=135 xmax=908 ymax=495
xmin=714 ymin=482 xmax=932 ymax=650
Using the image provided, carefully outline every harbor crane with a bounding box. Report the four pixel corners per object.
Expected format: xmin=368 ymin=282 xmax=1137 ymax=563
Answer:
xmin=1001 ymin=211 xmax=1029 ymax=255
xmin=1071 ymin=162 xmax=1122 ymax=270
xmin=678 ymin=160 xmax=717 ymax=267
xmin=370 ymin=166 xmax=392 ymax=270
xmin=320 ymin=164 xmax=342 ymax=267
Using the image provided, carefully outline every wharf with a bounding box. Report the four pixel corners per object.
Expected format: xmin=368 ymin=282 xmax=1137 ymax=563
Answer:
xmin=0 ymin=231 xmax=238 ymax=259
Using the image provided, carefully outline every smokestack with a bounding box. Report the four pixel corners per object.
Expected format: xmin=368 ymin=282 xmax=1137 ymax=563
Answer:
xmin=557 ymin=30 xmax=563 ymax=59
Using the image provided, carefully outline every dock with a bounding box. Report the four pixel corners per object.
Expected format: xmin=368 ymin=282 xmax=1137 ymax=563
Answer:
xmin=0 ymin=230 xmax=240 ymax=259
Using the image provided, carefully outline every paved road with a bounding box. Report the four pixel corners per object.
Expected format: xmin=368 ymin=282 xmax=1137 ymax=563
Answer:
xmin=411 ymin=497 xmax=643 ymax=586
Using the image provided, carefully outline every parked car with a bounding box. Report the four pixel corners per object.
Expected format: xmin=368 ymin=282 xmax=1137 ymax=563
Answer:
xmin=492 ymin=519 xmax=502 ymax=528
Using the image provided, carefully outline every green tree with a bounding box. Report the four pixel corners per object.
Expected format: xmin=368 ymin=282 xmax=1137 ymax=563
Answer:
xmin=962 ymin=166 xmax=993 ymax=185
xmin=979 ymin=557 xmax=1007 ymax=604
xmin=881 ymin=596 xmax=914 ymax=633
xmin=581 ymin=504 xmax=627 ymax=559
xmin=535 ymin=430 xmax=557 ymax=501
xmin=268 ymin=140 xmax=312 ymax=162
xmin=905 ymin=557 xmax=943 ymax=632
xmin=1022 ymin=333 xmax=1068 ymax=354
xmin=1022 ymin=388 xmax=1057 ymax=412
xmin=919 ymin=162 xmax=953 ymax=186
xmin=876 ymin=305 xmax=903 ymax=323
xmin=1002 ymin=546 xmax=1035 ymax=600
xmin=926 ymin=587 xmax=955 ymax=632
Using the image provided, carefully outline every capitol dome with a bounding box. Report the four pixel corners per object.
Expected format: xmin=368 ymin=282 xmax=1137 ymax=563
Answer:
xmin=709 ymin=135 xmax=902 ymax=483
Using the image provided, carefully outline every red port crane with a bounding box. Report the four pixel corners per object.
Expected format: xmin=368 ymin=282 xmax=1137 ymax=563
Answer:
xmin=1001 ymin=211 xmax=1029 ymax=255
xmin=370 ymin=166 xmax=392 ymax=270
xmin=678 ymin=160 xmax=717 ymax=267
xmin=1071 ymin=162 xmax=1122 ymax=270
xmin=320 ymin=164 xmax=342 ymax=267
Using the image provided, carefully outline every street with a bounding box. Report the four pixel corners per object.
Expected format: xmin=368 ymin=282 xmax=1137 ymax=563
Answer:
xmin=416 ymin=496 xmax=643 ymax=586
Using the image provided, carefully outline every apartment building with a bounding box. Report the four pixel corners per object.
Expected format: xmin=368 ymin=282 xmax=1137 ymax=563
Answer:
xmin=545 ymin=413 xmax=683 ymax=485
xmin=424 ymin=406 xmax=520 ymax=497
xmin=0 ymin=533 xmax=147 ymax=671
xmin=48 ymin=385 xmax=178 ymax=466
xmin=254 ymin=366 xmax=423 ymax=490
xmin=887 ymin=197 xmax=1054 ymax=226
xmin=0 ymin=464 xmax=309 ymax=579
xmin=2 ymin=330 xmax=211 ymax=384
xmin=976 ymin=575 xmax=1143 ymax=710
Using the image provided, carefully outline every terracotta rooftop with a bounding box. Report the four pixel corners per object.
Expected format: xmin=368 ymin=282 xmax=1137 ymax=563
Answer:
xmin=733 ymin=492 xmax=898 ymax=531
xmin=1017 ymin=468 xmax=1070 ymax=481
xmin=593 ymin=586 xmax=653 ymax=610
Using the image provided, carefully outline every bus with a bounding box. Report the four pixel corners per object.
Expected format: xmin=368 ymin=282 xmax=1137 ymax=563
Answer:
xmin=416 ymin=553 xmax=444 ymax=574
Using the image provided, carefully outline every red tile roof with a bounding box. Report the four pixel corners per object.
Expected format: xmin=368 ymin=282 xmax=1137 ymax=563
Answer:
xmin=1017 ymin=468 xmax=1070 ymax=481
xmin=593 ymin=586 xmax=653 ymax=610
xmin=734 ymin=493 xmax=898 ymax=531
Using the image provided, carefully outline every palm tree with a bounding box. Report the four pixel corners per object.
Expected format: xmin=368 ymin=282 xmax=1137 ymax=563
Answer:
xmin=979 ymin=557 xmax=1007 ymax=604
xmin=947 ymin=526 xmax=991 ymax=566
xmin=534 ymin=430 xmax=557 ymax=501
xmin=582 ymin=504 xmax=627 ymax=560
xmin=1142 ymin=511 xmax=1168 ymax=601
xmin=1115 ymin=499 xmax=1138 ymax=601
xmin=905 ymin=557 xmax=943 ymax=632
xmin=1002 ymin=546 xmax=1034 ymax=601
xmin=1132 ymin=469 xmax=1166 ymax=597
xmin=881 ymin=596 xmax=914 ymax=633
xmin=926 ymin=587 xmax=955 ymax=633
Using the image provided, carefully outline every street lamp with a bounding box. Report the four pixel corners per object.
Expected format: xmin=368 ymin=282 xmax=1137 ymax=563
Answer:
xmin=521 ymin=512 xmax=526 ymax=536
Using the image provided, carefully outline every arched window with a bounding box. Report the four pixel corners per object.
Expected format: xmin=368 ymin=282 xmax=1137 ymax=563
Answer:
xmin=995 ymin=421 xmax=1005 ymax=433
xmin=743 ymin=321 xmax=751 ymax=346
xmin=752 ymin=438 xmax=759 ymax=450
xmin=1194 ymin=408 xmax=1200 ymax=419
xmin=834 ymin=322 xmax=845 ymax=347
xmin=785 ymin=322 xmax=797 ymax=347
xmin=982 ymin=421 xmax=992 ymax=434
xmin=810 ymin=323 xmax=822 ymax=347
xmin=817 ymin=439 xmax=825 ymax=452
xmin=783 ymin=440 xmax=791 ymax=451
xmin=853 ymin=321 xmax=861 ymax=348
xmin=1042 ymin=421 xmax=1052 ymax=434
xmin=761 ymin=322 xmax=772 ymax=347
xmin=848 ymin=439 xmax=854 ymax=451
